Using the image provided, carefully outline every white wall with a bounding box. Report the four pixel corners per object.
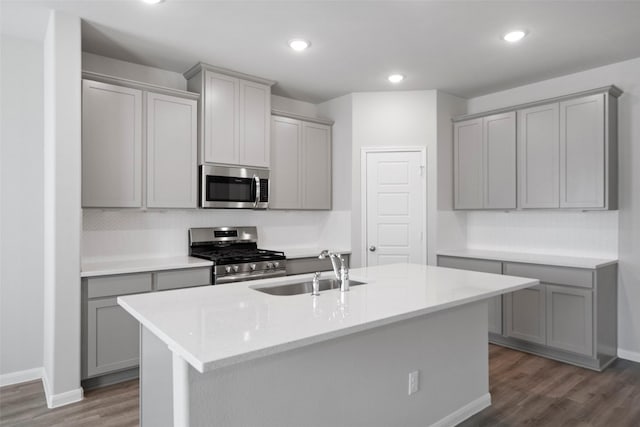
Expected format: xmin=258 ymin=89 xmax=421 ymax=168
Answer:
xmin=0 ymin=36 xmax=45 ymax=384
xmin=43 ymin=11 xmax=83 ymax=407
xmin=350 ymin=90 xmax=438 ymax=268
xmin=466 ymin=56 xmax=640 ymax=361
xmin=436 ymin=91 xmax=468 ymax=251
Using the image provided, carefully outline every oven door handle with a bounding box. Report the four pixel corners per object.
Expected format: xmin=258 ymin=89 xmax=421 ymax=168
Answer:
xmin=254 ymin=175 xmax=260 ymax=208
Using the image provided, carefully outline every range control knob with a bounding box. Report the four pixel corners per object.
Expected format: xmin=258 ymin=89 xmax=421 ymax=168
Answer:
xmin=233 ymin=265 xmax=239 ymax=273
xmin=250 ymin=263 xmax=257 ymax=271
xmin=224 ymin=266 xmax=232 ymax=273
xmin=274 ymin=261 xmax=280 ymax=268
xmin=266 ymin=262 xmax=274 ymax=269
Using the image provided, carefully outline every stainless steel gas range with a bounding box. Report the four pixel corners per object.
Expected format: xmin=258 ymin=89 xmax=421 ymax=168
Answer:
xmin=188 ymin=226 xmax=286 ymax=284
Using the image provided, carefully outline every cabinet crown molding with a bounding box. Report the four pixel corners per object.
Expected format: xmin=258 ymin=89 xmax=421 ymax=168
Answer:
xmin=453 ymin=85 xmax=623 ymax=122
xmin=271 ymin=109 xmax=334 ymax=126
xmin=183 ymin=62 xmax=276 ymax=87
xmin=82 ymin=71 xmax=200 ymax=100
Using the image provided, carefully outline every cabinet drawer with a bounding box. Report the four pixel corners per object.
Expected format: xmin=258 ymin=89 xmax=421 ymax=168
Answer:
xmin=155 ymin=268 xmax=211 ymax=291
xmin=437 ymin=256 xmax=502 ymax=274
xmin=86 ymin=273 xmax=152 ymax=299
xmin=504 ymin=262 xmax=593 ymax=289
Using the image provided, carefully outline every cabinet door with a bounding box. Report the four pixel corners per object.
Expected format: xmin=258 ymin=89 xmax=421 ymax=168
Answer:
xmin=437 ymin=256 xmax=503 ymax=335
xmin=505 ymin=284 xmax=546 ymax=345
xmin=454 ymin=118 xmax=483 ymax=209
xmin=483 ymin=112 xmax=516 ymax=209
xmin=518 ymin=104 xmax=560 ymax=208
xmin=204 ymin=71 xmax=239 ymax=164
xmin=302 ymin=122 xmax=332 ymax=209
xmin=85 ymin=297 xmax=140 ymax=378
xmin=82 ymin=80 xmax=142 ymax=207
xmin=146 ymin=92 xmax=198 ymax=208
xmin=546 ymin=285 xmax=593 ymax=356
xmin=270 ymin=116 xmax=303 ymax=209
xmin=239 ymin=81 xmax=271 ymax=167
xmin=560 ymin=94 xmax=605 ymax=208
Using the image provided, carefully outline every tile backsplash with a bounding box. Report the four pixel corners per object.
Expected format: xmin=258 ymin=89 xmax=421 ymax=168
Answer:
xmin=466 ymin=210 xmax=618 ymax=259
xmin=82 ymin=209 xmax=351 ymax=262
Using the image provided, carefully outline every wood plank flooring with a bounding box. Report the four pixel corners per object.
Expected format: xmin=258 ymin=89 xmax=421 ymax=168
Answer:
xmin=1 ymin=345 xmax=638 ymax=426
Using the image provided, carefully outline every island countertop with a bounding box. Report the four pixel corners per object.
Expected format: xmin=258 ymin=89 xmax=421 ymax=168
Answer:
xmin=118 ymin=263 xmax=538 ymax=373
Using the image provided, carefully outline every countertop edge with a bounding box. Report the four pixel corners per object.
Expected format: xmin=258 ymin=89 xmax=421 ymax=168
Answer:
xmin=436 ymin=249 xmax=618 ymax=269
xmin=119 ymin=273 xmax=539 ymax=373
xmin=81 ymin=257 xmax=214 ymax=278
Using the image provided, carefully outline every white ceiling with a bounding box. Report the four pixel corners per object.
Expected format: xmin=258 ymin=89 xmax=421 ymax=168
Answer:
xmin=3 ymin=1 xmax=640 ymax=103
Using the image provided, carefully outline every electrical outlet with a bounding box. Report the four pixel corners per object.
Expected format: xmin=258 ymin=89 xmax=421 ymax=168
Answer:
xmin=408 ymin=370 xmax=419 ymax=395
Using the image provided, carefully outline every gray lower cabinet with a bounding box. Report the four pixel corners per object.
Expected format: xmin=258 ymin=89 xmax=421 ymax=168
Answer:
xmin=504 ymin=284 xmax=546 ymax=345
xmin=82 ymin=267 xmax=211 ymax=386
xmin=437 ymin=254 xmax=617 ymax=371
xmin=546 ymin=284 xmax=593 ymax=356
xmin=287 ymin=254 xmax=350 ymax=276
xmin=437 ymin=255 xmax=503 ymax=335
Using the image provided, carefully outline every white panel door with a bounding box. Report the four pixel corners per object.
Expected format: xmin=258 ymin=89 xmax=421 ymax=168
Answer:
xmin=82 ymin=79 xmax=142 ymax=208
xmin=146 ymin=92 xmax=198 ymax=208
xmin=366 ymin=151 xmax=424 ymax=266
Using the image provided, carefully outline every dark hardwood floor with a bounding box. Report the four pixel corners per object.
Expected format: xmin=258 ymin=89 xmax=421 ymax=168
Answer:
xmin=1 ymin=345 xmax=639 ymax=426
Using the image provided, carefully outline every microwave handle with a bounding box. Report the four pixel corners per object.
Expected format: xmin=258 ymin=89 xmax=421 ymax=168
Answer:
xmin=254 ymin=175 xmax=260 ymax=208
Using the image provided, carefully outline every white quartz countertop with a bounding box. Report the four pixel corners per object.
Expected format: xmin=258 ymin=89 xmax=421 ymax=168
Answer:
xmin=437 ymin=249 xmax=617 ymax=269
xmin=118 ymin=263 xmax=538 ymax=373
xmin=282 ymin=247 xmax=352 ymax=259
xmin=81 ymin=256 xmax=213 ymax=277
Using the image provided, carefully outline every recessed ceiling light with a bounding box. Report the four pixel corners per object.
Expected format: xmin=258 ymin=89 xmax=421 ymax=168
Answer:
xmin=388 ymin=74 xmax=405 ymax=83
xmin=141 ymin=0 xmax=164 ymax=4
xmin=288 ymin=39 xmax=311 ymax=51
xmin=503 ymin=30 xmax=527 ymax=43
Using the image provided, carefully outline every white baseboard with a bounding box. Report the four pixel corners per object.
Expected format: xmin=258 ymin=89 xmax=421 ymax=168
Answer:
xmin=430 ymin=393 xmax=492 ymax=427
xmin=0 ymin=367 xmax=43 ymax=387
xmin=42 ymin=371 xmax=84 ymax=409
xmin=618 ymin=348 xmax=640 ymax=364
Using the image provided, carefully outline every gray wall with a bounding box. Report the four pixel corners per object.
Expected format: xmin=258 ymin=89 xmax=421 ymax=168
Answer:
xmin=0 ymin=36 xmax=45 ymax=381
xmin=467 ymin=56 xmax=640 ymax=361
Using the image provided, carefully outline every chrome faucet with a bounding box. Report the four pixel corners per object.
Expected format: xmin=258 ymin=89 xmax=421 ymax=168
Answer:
xmin=319 ymin=250 xmax=350 ymax=292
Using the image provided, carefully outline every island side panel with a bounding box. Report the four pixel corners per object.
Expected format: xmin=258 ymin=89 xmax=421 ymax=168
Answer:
xmin=187 ymin=301 xmax=490 ymax=427
xmin=140 ymin=326 xmax=173 ymax=427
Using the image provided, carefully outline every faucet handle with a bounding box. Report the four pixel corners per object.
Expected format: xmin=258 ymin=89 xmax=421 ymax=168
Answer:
xmin=311 ymin=272 xmax=321 ymax=296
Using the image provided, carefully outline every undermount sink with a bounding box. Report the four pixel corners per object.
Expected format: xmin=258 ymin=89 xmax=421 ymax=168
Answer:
xmin=253 ymin=279 xmax=366 ymax=296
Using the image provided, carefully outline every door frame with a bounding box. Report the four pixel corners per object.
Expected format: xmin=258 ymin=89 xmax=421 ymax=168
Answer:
xmin=360 ymin=147 xmax=428 ymax=267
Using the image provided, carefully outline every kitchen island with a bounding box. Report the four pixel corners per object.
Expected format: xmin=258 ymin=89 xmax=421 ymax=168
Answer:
xmin=118 ymin=263 xmax=538 ymax=427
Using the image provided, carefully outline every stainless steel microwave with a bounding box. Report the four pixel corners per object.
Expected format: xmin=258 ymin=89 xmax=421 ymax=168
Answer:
xmin=200 ymin=165 xmax=269 ymax=209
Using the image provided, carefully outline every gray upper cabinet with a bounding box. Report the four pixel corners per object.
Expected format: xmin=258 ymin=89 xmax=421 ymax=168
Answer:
xmin=270 ymin=116 xmax=303 ymax=209
xmin=560 ymin=94 xmax=606 ymax=208
xmin=302 ymin=122 xmax=332 ymax=209
xmin=146 ymin=92 xmax=198 ymax=208
xmin=454 ymin=113 xmax=516 ymax=210
xmin=185 ymin=63 xmax=274 ymax=168
xmin=82 ymin=80 xmax=143 ymax=208
xmin=454 ymin=118 xmax=483 ymax=209
xmin=483 ymin=112 xmax=516 ymax=209
xmin=453 ymin=86 xmax=621 ymax=211
xmin=518 ymin=103 xmax=560 ymax=208
xmin=82 ymin=75 xmax=200 ymax=209
xmin=270 ymin=115 xmax=332 ymax=210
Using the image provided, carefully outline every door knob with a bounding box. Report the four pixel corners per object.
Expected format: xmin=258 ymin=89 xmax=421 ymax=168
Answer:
xmin=369 ymin=246 xmax=376 ymax=252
